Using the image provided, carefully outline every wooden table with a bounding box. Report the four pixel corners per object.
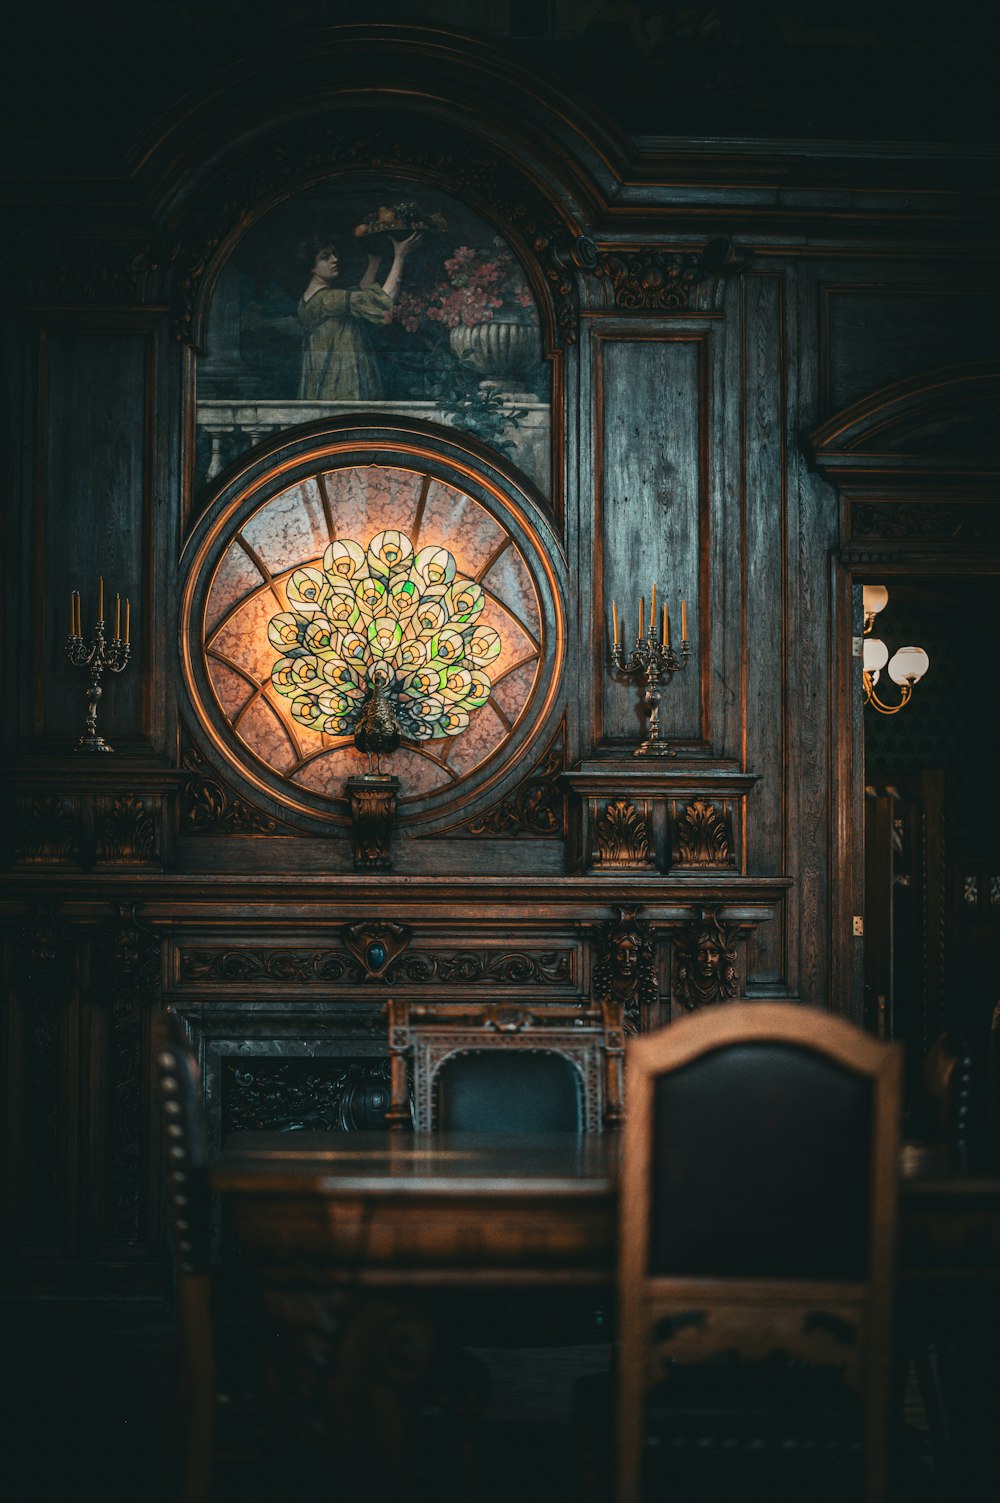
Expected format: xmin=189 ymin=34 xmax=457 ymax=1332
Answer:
xmin=217 ymin=1133 xmax=620 ymax=1500
xmin=217 ymin=1130 xmax=1000 ymax=1286
xmin=215 ymin=1133 xmax=1000 ymax=1500
xmin=216 ymin=1131 xmax=619 ymax=1286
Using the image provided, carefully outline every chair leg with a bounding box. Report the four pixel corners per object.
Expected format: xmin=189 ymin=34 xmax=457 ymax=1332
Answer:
xmin=177 ymin=1279 xmax=216 ymax=1503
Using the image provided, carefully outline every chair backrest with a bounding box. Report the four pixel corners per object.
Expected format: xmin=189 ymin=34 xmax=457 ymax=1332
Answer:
xmin=616 ymin=1003 xmax=902 ymax=1503
xmin=386 ymin=998 xmax=625 ymax=1133
xmin=155 ymin=1007 xmax=210 ymax=1278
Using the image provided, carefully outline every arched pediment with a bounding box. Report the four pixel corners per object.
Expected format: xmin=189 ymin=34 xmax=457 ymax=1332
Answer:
xmin=809 ymin=362 xmax=1000 ymax=561
xmin=129 ymin=24 xmax=629 ymax=233
xmin=807 ymin=361 xmax=1000 ymax=487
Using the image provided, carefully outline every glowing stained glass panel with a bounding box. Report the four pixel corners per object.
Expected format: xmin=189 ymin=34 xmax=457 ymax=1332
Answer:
xmin=203 ymin=466 xmax=543 ymax=801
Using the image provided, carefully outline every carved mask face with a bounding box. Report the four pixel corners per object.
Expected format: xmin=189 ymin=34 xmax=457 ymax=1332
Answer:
xmin=612 ymin=936 xmax=639 ymax=979
xmin=695 ymin=936 xmax=721 ymax=978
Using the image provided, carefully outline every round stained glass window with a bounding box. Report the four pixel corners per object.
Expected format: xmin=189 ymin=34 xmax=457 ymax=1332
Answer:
xmin=181 ymin=426 xmax=565 ymax=831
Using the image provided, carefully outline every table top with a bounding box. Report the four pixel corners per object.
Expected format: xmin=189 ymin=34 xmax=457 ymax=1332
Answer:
xmin=216 ymin=1131 xmax=620 ymax=1198
xmin=215 ymin=1131 xmax=1000 ymax=1284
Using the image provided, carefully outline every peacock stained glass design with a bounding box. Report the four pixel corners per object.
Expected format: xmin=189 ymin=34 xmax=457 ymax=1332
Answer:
xmin=268 ymin=530 xmax=500 ymax=745
xmin=203 ymin=465 xmax=543 ymax=802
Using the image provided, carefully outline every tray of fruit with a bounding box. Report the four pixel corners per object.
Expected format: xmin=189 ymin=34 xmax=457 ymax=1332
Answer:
xmin=353 ymin=202 xmax=448 ymax=238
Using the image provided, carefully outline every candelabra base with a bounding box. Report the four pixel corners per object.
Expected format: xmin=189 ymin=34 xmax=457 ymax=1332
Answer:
xmin=634 ymin=737 xmax=677 ymax=759
xmin=75 ymin=733 xmax=115 ymax=753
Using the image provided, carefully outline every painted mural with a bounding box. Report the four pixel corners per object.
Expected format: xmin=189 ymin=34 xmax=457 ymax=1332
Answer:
xmin=196 ymin=181 xmax=551 ymax=496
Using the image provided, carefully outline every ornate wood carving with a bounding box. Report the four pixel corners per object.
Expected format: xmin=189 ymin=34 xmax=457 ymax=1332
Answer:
xmin=591 ymin=239 xmax=748 ymax=313
xmin=670 ymin=799 xmax=735 ymax=869
xmin=178 ymin=942 xmax=570 ymax=989
xmin=593 ymin=907 xmax=659 ymax=1036
xmin=180 ymin=743 xmax=283 ymax=835
xmin=13 ymin=795 xmax=79 ymax=866
xmin=21 ymin=241 xmax=166 ymax=306
xmin=851 ymin=502 xmax=1000 ymax=543
xmin=457 ymin=740 xmax=565 ymax=838
xmin=224 ymin=1059 xmax=392 ymax=1133
xmin=383 ymin=950 xmax=572 ymax=987
xmin=175 ymin=113 xmax=589 ymax=349
xmin=673 ymin=909 xmax=741 ymax=1012
xmin=592 ymin=799 xmax=656 ymax=871
xmin=345 ymin=776 xmax=398 ymax=871
xmin=95 ymin=794 xmax=159 ymax=867
xmin=341 ymin=921 xmax=412 ymax=978
xmin=91 ymin=906 xmax=161 ymax=1244
xmin=180 ymin=948 xmax=364 ymax=985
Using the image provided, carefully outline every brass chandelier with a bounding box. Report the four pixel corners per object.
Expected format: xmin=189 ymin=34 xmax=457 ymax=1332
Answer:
xmin=862 ymin=585 xmax=929 ymax=715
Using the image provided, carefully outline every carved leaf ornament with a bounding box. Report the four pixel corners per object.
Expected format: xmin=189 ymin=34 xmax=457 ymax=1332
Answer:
xmin=268 ymin=530 xmax=500 ymax=745
xmin=675 ymin=799 xmax=731 ymax=866
xmin=595 ymin=799 xmax=654 ymax=866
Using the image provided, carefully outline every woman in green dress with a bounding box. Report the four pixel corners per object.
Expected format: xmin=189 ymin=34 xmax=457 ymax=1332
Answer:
xmin=297 ymin=231 xmax=419 ymax=400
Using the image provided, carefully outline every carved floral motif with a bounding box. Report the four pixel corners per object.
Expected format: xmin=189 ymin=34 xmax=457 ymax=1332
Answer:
xmin=593 ymin=799 xmax=656 ymax=870
xmin=96 ymin=794 xmax=159 ymax=866
xmin=180 ymin=949 xmax=364 ymax=985
xmin=851 ymin=502 xmax=1000 ymax=543
xmin=671 ymin=799 xmax=734 ymax=868
xmin=178 ymin=945 xmax=570 ymax=988
xmin=225 ymin=1059 xmax=392 ymax=1133
xmin=461 ymin=741 xmax=565 ymax=838
xmin=383 ymin=950 xmax=571 ymax=986
xmin=592 ymin=239 xmax=745 ymax=313
xmin=180 ymin=743 xmax=282 ymax=835
xmin=13 ymin=795 xmax=78 ymax=865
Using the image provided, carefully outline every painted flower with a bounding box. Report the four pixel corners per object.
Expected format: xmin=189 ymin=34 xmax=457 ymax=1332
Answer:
xmin=391 ymin=244 xmax=537 ymax=331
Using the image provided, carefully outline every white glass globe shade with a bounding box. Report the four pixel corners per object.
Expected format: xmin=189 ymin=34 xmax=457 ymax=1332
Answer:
xmin=864 ymin=636 xmax=889 ymax=673
xmin=888 ymin=646 xmax=929 ymax=685
xmin=863 ymin=584 xmax=889 ymax=616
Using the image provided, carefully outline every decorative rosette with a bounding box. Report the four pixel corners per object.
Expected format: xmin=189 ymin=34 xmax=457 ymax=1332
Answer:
xmin=268 ymin=531 xmax=500 ymax=743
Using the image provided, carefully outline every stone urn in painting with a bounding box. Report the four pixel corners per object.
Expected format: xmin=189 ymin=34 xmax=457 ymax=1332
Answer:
xmin=449 ymin=310 xmax=542 ymax=394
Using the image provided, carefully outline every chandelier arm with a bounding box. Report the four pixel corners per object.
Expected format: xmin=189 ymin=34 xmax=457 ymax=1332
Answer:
xmin=863 ymin=670 xmax=913 ymax=716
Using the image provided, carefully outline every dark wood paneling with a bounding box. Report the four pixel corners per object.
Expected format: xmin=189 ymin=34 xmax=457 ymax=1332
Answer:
xmin=595 ymin=331 xmax=708 ymax=750
xmin=821 ymin=286 xmax=996 ymax=415
xmin=741 ymin=272 xmax=787 ymax=986
xmin=784 ymin=263 xmax=839 ymax=1006
xmin=34 ymin=322 xmax=156 ymax=750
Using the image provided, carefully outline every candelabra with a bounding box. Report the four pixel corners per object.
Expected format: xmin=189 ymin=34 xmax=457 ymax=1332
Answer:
xmin=609 ymin=587 xmax=690 ymax=757
xmin=66 ymin=579 xmax=131 ymax=752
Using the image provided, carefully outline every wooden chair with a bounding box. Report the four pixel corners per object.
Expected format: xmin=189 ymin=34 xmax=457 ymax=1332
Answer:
xmin=616 ymin=1003 xmax=902 ymax=1503
xmin=156 ymin=1007 xmax=216 ymax=1503
xmin=386 ymin=997 xmax=625 ymax=1133
xmin=156 ymin=1010 xmax=261 ymax=1502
